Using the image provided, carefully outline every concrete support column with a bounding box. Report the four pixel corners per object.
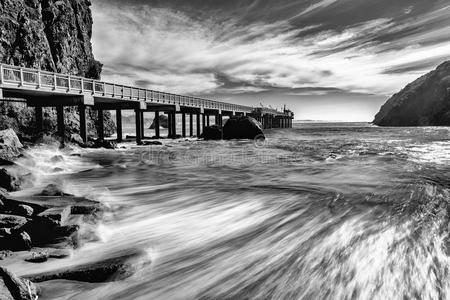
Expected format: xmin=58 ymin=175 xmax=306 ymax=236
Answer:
xmin=189 ymin=113 xmax=193 ymax=137
xmin=202 ymin=114 xmax=206 ymax=131
xmin=35 ymin=106 xmax=43 ymax=134
xmin=140 ymin=111 xmax=145 ymax=139
xmin=196 ymin=113 xmax=201 ymax=137
xmin=56 ymin=105 xmax=65 ymax=142
xmin=167 ymin=113 xmax=172 ymax=138
xmin=206 ymin=115 xmax=210 ymax=127
xmin=79 ymin=105 xmax=87 ymax=142
xmin=135 ymin=109 xmax=142 ymax=144
xmin=116 ymin=109 xmax=122 ymax=142
xmin=218 ymin=114 xmax=223 ymax=126
xmin=172 ymin=113 xmax=177 ymax=138
xmin=182 ymin=113 xmax=186 ymax=137
xmin=97 ymin=109 xmax=104 ymax=140
xmin=154 ymin=111 xmax=160 ymax=138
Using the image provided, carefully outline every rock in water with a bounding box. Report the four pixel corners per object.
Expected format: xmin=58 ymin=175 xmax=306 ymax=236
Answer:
xmin=149 ymin=115 xmax=169 ymax=129
xmin=0 ymin=267 xmax=39 ymax=300
xmin=0 ymin=129 xmax=23 ymax=161
xmin=201 ymin=125 xmax=223 ymax=140
xmin=374 ymin=61 xmax=450 ymax=126
xmin=223 ymin=116 xmax=265 ymax=140
xmin=0 ymin=169 xmax=21 ymax=192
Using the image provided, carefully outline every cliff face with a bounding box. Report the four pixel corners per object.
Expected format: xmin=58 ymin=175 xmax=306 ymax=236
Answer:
xmin=0 ymin=0 xmax=102 ymax=78
xmin=0 ymin=0 xmax=115 ymax=138
xmin=374 ymin=61 xmax=450 ymax=126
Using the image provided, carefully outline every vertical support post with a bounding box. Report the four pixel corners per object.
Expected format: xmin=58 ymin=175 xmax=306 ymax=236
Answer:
xmin=56 ymin=105 xmax=65 ymax=142
xmin=167 ymin=113 xmax=172 ymax=138
xmin=116 ymin=109 xmax=122 ymax=142
xmin=154 ymin=111 xmax=160 ymax=138
xmin=97 ymin=109 xmax=104 ymax=140
xmin=206 ymin=115 xmax=210 ymax=127
xmin=79 ymin=105 xmax=87 ymax=143
xmin=196 ymin=113 xmax=201 ymax=137
xmin=135 ymin=109 xmax=142 ymax=144
xmin=140 ymin=111 xmax=145 ymax=139
xmin=35 ymin=106 xmax=43 ymax=134
xmin=182 ymin=113 xmax=186 ymax=137
xmin=172 ymin=113 xmax=177 ymax=138
xmin=202 ymin=114 xmax=206 ymax=131
xmin=189 ymin=113 xmax=193 ymax=137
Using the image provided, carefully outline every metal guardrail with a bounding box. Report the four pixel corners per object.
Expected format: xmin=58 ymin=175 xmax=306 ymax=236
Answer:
xmin=0 ymin=64 xmax=289 ymax=116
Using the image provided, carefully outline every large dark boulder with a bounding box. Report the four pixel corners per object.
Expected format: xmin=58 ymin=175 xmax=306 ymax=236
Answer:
xmin=0 ymin=129 xmax=23 ymax=161
xmin=223 ymin=116 xmax=265 ymax=140
xmin=374 ymin=61 xmax=450 ymax=126
xmin=200 ymin=125 xmax=223 ymax=140
xmin=149 ymin=115 xmax=169 ymax=129
xmin=0 ymin=169 xmax=21 ymax=192
xmin=0 ymin=267 xmax=39 ymax=300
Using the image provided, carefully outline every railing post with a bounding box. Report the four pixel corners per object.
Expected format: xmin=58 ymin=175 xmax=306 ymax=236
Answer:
xmin=20 ymin=68 xmax=24 ymax=86
xmin=37 ymin=71 xmax=41 ymax=88
xmin=53 ymin=74 xmax=57 ymax=90
xmin=67 ymin=75 xmax=71 ymax=92
xmin=81 ymin=78 xmax=84 ymax=93
xmin=103 ymin=82 xmax=106 ymax=96
xmin=112 ymin=84 xmax=115 ymax=97
xmin=0 ymin=65 xmax=3 ymax=85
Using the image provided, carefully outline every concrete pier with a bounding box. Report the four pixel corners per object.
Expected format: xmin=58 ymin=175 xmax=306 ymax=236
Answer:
xmin=116 ymin=109 xmax=122 ymax=142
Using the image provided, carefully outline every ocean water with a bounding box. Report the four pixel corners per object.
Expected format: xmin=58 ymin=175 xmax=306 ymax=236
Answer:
xmin=7 ymin=122 xmax=450 ymax=299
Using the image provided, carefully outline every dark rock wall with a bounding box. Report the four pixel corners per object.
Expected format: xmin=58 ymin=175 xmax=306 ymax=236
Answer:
xmin=374 ymin=61 xmax=450 ymax=126
xmin=0 ymin=0 xmax=115 ymax=138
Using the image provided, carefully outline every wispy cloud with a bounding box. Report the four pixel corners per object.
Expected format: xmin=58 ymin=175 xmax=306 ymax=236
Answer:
xmin=92 ymin=0 xmax=450 ymax=120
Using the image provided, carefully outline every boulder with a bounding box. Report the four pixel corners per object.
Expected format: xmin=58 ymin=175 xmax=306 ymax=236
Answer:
xmin=93 ymin=139 xmax=117 ymax=149
xmin=200 ymin=125 xmax=223 ymax=140
xmin=37 ymin=206 xmax=72 ymax=226
xmin=70 ymin=134 xmax=84 ymax=146
xmin=0 ymin=169 xmax=21 ymax=192
xmin=25 ymin=249 xmax=49 ymax=263
xmin=50 ymin=155 xmax=64 ymax=163
xmin=0 ymin=231 xmax=32 ymax=251
xmin=149 ymin=114 xmax=169 ymax=129
xmin=0 ymin=129 xmax=23 ymax=161
xmin=0 ymin=267 xmax=39 ymax=300
xmin=0 ymin=251 xmax=12 ymax=260
xmin=374 ymin=61 xmax=450 ymax=126
xmin=38 ymin=184 xmax=72 ymax=197
xmin=14 ymin=205 xmax=33 ymax=218
xmin=223 ymin=116 xmax=265 ymax=140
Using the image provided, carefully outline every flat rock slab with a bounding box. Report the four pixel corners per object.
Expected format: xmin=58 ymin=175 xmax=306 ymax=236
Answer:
xmin=27 ymin=249 xmax=149 ymax=283
xmin=0 ymin=267 xmax=39 ymax=300
xmin=4 ymin=196 xmax=105 ymax=216
xmin=0 ymin=214 xmax=27 ymax=229
xmin=38 ymin=206 xmax=71 ymax=226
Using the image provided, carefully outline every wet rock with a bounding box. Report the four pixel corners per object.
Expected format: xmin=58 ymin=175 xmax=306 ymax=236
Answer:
xmin=0 ymin=267 xmax=39 ymax=300
xmin=0 ymin=169 xmax=21 ymax=192
xmin=142 ymin=141 xmax=163 ymax=146
xmin=0 ymin=214 xmax=27 ymax=229
xmin=48 ymin=248 xmax=72 ymax=259
xmin=14 ymin=205 xmax=34 ymax=218
xmin=38 ymin=184 xmax=72 ymax=197
xmin=0 ymin=159 xmax=14 ymax=166
xmin=149 ymin=114 xmax=169 ymax=129
xmin=223 ymin=116 xmax=265 ymax=140
xmin=50 ymin=155 xmax=64 ymax=163
xmin=0 ymin=250 xmax=12 ymax=260
xmin=93 ymin=139 xmax=117 ymax=149
xmin=28 ymin=249 xmax=150 ymax=283
xmin=25 ymin=249 xmax=49 ymax=263
xmin=200 ymin=125 xmax=223 ymax=140
xmin=0 ymin=129 xmax=23 ymax=161
xmin=0 ymin=231 xmax=32 ymax=251
xmin=70 ymin=153 xmax=81 ymax=157
xmin=52 ymin=167 xmax=64 ymax=173
xmin=37 ymin=206 xmax=72 ymax=226
xmin=70 ymin=134 xmax=84 ymax=146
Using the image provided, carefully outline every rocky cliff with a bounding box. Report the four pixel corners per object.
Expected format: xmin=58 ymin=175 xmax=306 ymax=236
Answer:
xmin=0 ymin=0 xmax=115 ymax=138
xmin=374 ymin=61 xmax=450 ymax=126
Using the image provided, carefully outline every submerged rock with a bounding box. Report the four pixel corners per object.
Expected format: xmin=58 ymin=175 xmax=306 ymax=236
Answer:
xmin=93 ymin=139 xmax=117 ymax=149
xmin=0 ymin=129 xmax=23 ymax=161
xmin=28 ymin=249 xmax=150 ymax=283
xmin=223 ymin=116 xmax=265 ymax=140
xmin=0 ymin=169 xmax=21 ymax=192
xmin=38 ymin=184 xmax=72 ymax=197
xmin=0 ymin=214 xmax=27 ymax=229
xmin=374 ymin=61 xmax=450 ymax=126
xmin=0 ymin=267 xmax=39 ymax=300
xmin=200 ymin=125 xmax=223 ymax=140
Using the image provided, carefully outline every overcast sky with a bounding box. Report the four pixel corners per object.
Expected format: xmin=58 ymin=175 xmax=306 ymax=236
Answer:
xmin=91 ymin=0 xmax=450 ymax=121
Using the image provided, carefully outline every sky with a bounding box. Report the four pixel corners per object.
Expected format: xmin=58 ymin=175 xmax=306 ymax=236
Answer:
xmin=91 ymin=0 xmax=450 ymax=121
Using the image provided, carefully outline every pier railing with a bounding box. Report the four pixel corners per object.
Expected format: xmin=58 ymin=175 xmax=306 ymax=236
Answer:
xmin=0 ymin=64 xmax=287 ymax=116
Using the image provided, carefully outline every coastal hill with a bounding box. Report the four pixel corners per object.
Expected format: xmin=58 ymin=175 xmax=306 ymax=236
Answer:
xmin=373 ymin=61 xmax=450 ymax=126
xmin=0 ymin=0 xmax=114 ymax=138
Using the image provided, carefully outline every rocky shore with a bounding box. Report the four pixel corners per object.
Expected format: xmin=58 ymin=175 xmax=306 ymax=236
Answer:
xmin=0 ymin=128 xmax=149 ymax=299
